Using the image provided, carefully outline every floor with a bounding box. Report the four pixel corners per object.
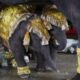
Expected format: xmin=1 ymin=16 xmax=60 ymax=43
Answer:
xmin=0 ymin=53 xmax=77 ymax=80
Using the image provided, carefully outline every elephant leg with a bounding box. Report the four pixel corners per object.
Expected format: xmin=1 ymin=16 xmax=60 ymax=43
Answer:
xmin=41 ymin=45 xmax=58 ymax=71
xmin=30 ymin=33 xmax=46 ymax=71
xmin=30 ymin=33 xmax=58 ymax=71
xmin=36 ymin=53 xmax=46 ymax=71
xmin=49 ymin=43 xmax=57 ymax=60
xmin=9 ymin=21 xmax=30 ymax=78
xmin=36 ymin=46 xmax=58 ymax=72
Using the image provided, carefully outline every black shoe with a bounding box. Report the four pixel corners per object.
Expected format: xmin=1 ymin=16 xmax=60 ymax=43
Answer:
xmin=70 ymin=73 xmax=80 ymax=80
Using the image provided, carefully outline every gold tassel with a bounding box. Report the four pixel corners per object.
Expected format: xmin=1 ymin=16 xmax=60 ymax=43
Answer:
xmin=23 ymin=32 xmax=30 ymax=46
xmin=11 ymin=59 xmax=17 ymax=68
xmin=4 ymin=51 xmax=13 ymax=59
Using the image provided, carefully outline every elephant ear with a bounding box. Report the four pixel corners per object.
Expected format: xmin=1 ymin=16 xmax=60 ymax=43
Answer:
xmin=23 ymin=32 xmax=30 ymax=46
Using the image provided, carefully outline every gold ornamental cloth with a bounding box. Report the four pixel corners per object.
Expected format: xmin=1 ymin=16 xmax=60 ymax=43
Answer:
xmin=27 ymin=16 xmax=50 ymax=45
xmin=17 ymin=66 xmax=31 ymax=75
xmin=41 ymin=5 xmax=69 ymax=30
xmin=0 ymin=5 xmax=34 ymax=46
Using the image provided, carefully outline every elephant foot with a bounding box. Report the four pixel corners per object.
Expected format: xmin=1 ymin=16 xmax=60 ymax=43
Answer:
xmin=34 ymin=67 xmax=46 ymax=72
xmin=53 ymin=67 xmax=60 ymax=73
xmin=17 ymin=66 xmax=31 ymax=79
xmin=45 ymin=66 xmax=60 ymax=73
xmin=49 ymin=63 xmax=60 ymax=73
xmin=35 ymin=66 xmax=60 ymax=73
